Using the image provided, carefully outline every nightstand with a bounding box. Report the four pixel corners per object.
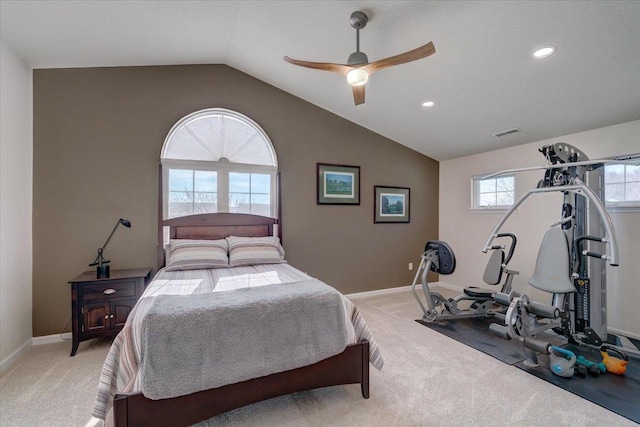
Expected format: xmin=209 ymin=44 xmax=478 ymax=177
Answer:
xmin=68 ymin=267 xmax=151 ymax=356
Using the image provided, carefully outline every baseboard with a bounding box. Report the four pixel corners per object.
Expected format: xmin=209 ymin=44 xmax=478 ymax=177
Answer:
xmin=0 ymin=339 xmax=32 ymax=373
xmin=346 ymin=285 xmax=411 ymax=298
xmin=32 ymin=332 xmax=72 ymax=345
xmin=1 ymin=333 xmax=72 ymax=372
xmin=609 ymin=327 xmax=640 ymax=341
xmin=346 ymin=281 xmax=469 ymax=298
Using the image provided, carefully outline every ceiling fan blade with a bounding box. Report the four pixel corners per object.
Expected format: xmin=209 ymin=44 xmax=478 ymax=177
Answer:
xmin=283 ymin=56 xmax=352 ymax=76
xmin=352 ymin=85 xmax=365 ymax=106
xmin=362 ymin=42 xmax=436 ymax=75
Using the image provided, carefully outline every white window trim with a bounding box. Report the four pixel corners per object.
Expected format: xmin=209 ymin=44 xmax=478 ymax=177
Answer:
xmin=161 ymin=108 xmax=278 ymax=220
xmin=606 ymin=205 xmax=640 ymax=213
xmin=470 ymin=173 xmax=516 ymax=212
xmin=162 ymin=159 xmax=277 ymax=174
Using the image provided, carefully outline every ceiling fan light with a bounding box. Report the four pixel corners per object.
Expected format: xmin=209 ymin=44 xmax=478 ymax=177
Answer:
xmin=346 ymin=69 xmax=369 ymax=86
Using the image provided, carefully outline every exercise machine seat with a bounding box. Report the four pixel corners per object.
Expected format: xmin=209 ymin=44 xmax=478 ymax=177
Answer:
xmin=463 ymin=250 xmax=505 ymax=297
xmin=463 ymin=287 xmax=494 ymax=298
xmin=528 ymin=228 xmax=575 ymax=294
xmin=482 ymin=249 xmax=505 ymax=286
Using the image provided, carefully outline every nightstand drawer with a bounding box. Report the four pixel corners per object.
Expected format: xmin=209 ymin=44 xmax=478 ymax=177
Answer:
xmin=83 ymin=280 xmax=136 ymax=300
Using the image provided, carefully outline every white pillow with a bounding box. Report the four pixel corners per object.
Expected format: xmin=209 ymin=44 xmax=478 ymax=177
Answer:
xmin=226 ymin=236 xmax=285 ymax=267
xmin=165 ymin=239 xmax=229 ymax=271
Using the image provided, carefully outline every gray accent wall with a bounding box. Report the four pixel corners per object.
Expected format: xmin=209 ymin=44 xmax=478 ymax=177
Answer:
xmin=33 ymin=65 xmax=439 ymax=337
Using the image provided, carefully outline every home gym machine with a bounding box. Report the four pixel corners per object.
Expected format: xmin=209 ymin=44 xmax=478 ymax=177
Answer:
xmin=412 ymin=233 xmax=519 ymax=322
xmin=485 ymin=142 xmax=640 ymax=365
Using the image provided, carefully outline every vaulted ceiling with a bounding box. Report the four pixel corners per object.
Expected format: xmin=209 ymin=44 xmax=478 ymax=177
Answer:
xmin=2 ymin=1 xmax=639 ymax=160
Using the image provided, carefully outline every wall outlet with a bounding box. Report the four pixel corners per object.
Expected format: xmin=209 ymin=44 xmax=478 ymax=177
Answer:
xmin=408 ymin=262 xmax=413 ymax=271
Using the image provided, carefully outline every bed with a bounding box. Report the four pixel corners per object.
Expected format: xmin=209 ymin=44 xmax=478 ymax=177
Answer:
xmin=88 ymin=210 xmax=383 ymax=427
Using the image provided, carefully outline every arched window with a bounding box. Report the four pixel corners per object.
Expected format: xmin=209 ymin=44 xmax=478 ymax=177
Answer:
xmin=161 ymin=108 xmax=278 ymax=219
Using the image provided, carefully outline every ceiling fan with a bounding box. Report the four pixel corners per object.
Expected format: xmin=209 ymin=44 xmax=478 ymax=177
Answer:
xmin=284 ymin=11 xmax=436 ymax=106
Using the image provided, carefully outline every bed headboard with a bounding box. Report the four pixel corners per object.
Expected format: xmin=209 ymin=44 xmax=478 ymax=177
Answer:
xmin=157 ymin=165 xmax=282 ymax=270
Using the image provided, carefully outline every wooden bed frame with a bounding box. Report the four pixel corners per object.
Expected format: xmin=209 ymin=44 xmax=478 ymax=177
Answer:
xmin=112 ymin=169 xmax=370 ymax=426
xmin=114 ymin=340 xmax=369 ymax=427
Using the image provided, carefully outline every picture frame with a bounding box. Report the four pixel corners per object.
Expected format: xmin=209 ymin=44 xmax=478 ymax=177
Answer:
xmin=317 ymin=163 xmax=360 ymax=205
xmin=374 ymin=186 xmax=410 ymax=223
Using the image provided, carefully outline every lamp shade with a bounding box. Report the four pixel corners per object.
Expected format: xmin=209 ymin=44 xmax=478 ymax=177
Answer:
xmin=346 ymin=69 xmax=369 ymax=86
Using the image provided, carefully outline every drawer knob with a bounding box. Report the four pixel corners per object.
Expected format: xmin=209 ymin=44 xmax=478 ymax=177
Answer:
xmin=103 ymin=288 xmax=117 ymax=295
xmin=104 ymin=315 xmax=109 ymax=319
xmin=110 ymin=314 xmax=114 ymax=318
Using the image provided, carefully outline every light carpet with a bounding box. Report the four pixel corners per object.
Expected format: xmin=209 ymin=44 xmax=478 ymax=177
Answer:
xmin=1 ymin=287 xmax=635 ymax=426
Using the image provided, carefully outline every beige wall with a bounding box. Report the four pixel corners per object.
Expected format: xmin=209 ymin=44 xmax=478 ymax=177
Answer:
xmin=1 ymin=40 xmax=33 ymax=366
xmin=33 ymin=65 xmax=439 ymax=337
xmin=439 ymin=120 xmax=640 ymax=338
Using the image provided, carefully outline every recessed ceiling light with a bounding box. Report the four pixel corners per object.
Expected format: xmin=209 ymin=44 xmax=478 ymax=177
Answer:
xmin=533 ymin=46 xmax=555 ymax=59
xmin=422 ymin=101 xmax=435 ymax=107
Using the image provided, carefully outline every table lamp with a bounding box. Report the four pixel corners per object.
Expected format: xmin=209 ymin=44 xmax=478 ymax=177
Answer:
xmin=89 ymin=218 xmax=132 ymax=278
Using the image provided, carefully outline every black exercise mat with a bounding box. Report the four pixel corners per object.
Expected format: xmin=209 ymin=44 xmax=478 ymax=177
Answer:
xmin=415 ymin=317 xmax=527 ymax=365
xmin=416 ymin=316 xmax=640 ymax=422
xmin=515 ymin=344 xmax=640 ymax=424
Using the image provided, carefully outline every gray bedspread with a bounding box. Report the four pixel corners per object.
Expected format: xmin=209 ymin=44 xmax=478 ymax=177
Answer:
xmin=140 ymin=279 xmax=348 ymax=400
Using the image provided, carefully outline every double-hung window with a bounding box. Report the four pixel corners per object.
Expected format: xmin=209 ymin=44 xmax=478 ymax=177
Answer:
xmin=471 ymin=174 xmax=515 ymax=210
xmin=161 ymin=109 xmax=278 ymax=219
xmin=604 ymin=163 xmax=640 ymax=208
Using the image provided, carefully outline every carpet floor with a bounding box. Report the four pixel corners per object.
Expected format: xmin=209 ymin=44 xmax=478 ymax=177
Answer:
xmin=1 ymin=287 xmax=635 ymax=426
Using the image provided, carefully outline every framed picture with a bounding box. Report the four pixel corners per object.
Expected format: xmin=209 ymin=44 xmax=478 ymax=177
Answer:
xmin=374 ymin=186 xmax=410 ymax=223
xmin=317 ymin=163 xmax=360 ymax=205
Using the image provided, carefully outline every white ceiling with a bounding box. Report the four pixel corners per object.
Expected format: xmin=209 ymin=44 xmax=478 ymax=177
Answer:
xmin=2 ymin=1 xmax=639 ymax=160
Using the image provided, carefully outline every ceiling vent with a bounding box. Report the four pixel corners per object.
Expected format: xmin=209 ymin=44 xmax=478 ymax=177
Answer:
xmin=493 ymin=128 xmax=520 ymax=138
